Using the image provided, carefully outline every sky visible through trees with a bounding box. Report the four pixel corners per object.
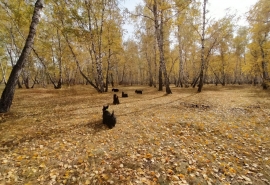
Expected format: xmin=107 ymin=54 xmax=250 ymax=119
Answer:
xmin=122 ymin=0 xmax=258 ymax=40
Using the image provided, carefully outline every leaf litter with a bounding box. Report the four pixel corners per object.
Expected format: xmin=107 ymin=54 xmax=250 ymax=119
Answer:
xmin=0 ymin=85 xmax=269 ymax=184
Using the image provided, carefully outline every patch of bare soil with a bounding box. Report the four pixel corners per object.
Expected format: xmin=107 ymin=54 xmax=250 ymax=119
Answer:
xmin=0 ymin=85 xmax=269 ymax=185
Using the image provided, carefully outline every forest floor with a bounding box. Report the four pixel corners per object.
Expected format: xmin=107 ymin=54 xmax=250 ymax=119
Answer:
xmin=0 ymin=84 xmax=270 ymax=185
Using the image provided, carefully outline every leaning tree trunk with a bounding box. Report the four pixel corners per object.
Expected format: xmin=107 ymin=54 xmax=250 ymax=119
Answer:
xmin=198 ymin=0 xmax=207 ymax=93
xmin=0 ymin=0 xmax=44 ymax=113
xmin=63 ymin=34 xmax=101 ymax=92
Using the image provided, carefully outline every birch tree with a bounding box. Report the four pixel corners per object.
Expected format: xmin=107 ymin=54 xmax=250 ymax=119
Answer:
xmin=197 ymin=0 xmax=207 ymax=92
xmin=0 ymin=0 xmax=44 ymax=113
xmin=247 ymin=0 xmax=270 ymax=89
xmin=174 ymin=0 xmax=199 ymax=87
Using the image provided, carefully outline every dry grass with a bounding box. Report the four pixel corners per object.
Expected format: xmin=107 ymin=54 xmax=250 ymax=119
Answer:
xmin=0 ymin=84 xmax=270 ymax=185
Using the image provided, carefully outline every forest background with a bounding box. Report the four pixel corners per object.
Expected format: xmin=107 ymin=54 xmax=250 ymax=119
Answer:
xmin=0 ymin=0 xmax=270 ymax=184
xmin=0 ymin=0 xmax=269 ymax=95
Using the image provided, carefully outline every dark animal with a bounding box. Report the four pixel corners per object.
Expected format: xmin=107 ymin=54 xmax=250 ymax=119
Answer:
xmin=112 ymin=88 xmax=119 ymax=92
xmin=102 ymin=105 xmax=116 ymax=129
xmin=113 ymin=94 xmax=120 ymax=105
xmin=135 ymin=90 xmax=143 ymax=94
xmin=122 ymin=91 xmax=128 ymax=97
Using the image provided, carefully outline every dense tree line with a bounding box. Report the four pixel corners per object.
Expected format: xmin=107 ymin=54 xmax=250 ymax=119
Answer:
xmin=0 ymin=0 xmax=269 ymax=112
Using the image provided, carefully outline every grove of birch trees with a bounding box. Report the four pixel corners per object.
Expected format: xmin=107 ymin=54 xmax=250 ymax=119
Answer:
xmin=0 ymin=0 xmax=269 ymax=94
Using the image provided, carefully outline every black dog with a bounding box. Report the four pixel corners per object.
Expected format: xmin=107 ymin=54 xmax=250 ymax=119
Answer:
xmin=122 ymin=92 xmax=128 ymax=97
xmin=102 ymin=105 xmax=116 ymax=129
xmin=113 ymin=94 xmax=120 ymax=105
xmin=112 ymin=88 xmax=119 ymax=92
xmin=135 ymin=90 xmax=143 ymax=94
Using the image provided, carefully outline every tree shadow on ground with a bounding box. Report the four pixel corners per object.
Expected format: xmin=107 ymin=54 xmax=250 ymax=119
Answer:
xmin=1 ymin=119 xmax=109 ymax=151
xmin=116 ymin=93 xmax=200 ymax=117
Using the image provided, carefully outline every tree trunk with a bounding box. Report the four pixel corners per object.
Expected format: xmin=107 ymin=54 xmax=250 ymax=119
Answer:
xmin=221 ymin=50 xmax=226 ymax=86
xmin=105 ymin=49 xmax=112 ymax=92
xmin=260 ymin=44 xmax=269 ymax=89
xmin=145 ymin=53 xmax=153 ymax=87
xmin=177 ymin=25 xmax=184 ymax=88
xmin=64 ymin=36 xmax=101 ymax=92
xmin=192 ymin=74 xmax=200 ymax=88
xmin=153 ymin=41 xmax=157 ymax=88
xmin=110 ymin=73 xmax=114 ymax=87
xmin=153 ymin=0 xmax=172 ymax=94
xmin=17 ymin=79 xmax=23 ymax=88
xmin=158 ymin=66 xmax=163 ymax=91
xmin=0 ymin=0 xmax=43 ymax=113
xmin=0 ymin=62 xmax=7 ymax=85
xmin=56 ymin=28 xmax=63 ymax=89
xmin=198 ymin=0 xmax=207 ymax=93
xmin=32 ymin=48 xmax=61 ymax=89
xmin=120 ymin=63 xmax=126 ymax=85
xmin=24 ymin=76 xmax=30 ymax=89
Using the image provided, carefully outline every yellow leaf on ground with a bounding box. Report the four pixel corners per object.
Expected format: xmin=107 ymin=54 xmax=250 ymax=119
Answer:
xmin=39 ymin=163 xmax=46 ymax=168
xmin=178 ymin=173 xmax=185 ymax=179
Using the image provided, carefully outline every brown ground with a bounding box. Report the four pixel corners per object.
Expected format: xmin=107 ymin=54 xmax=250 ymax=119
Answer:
xmin=0 ymin=85 xmax=269 ymax=185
